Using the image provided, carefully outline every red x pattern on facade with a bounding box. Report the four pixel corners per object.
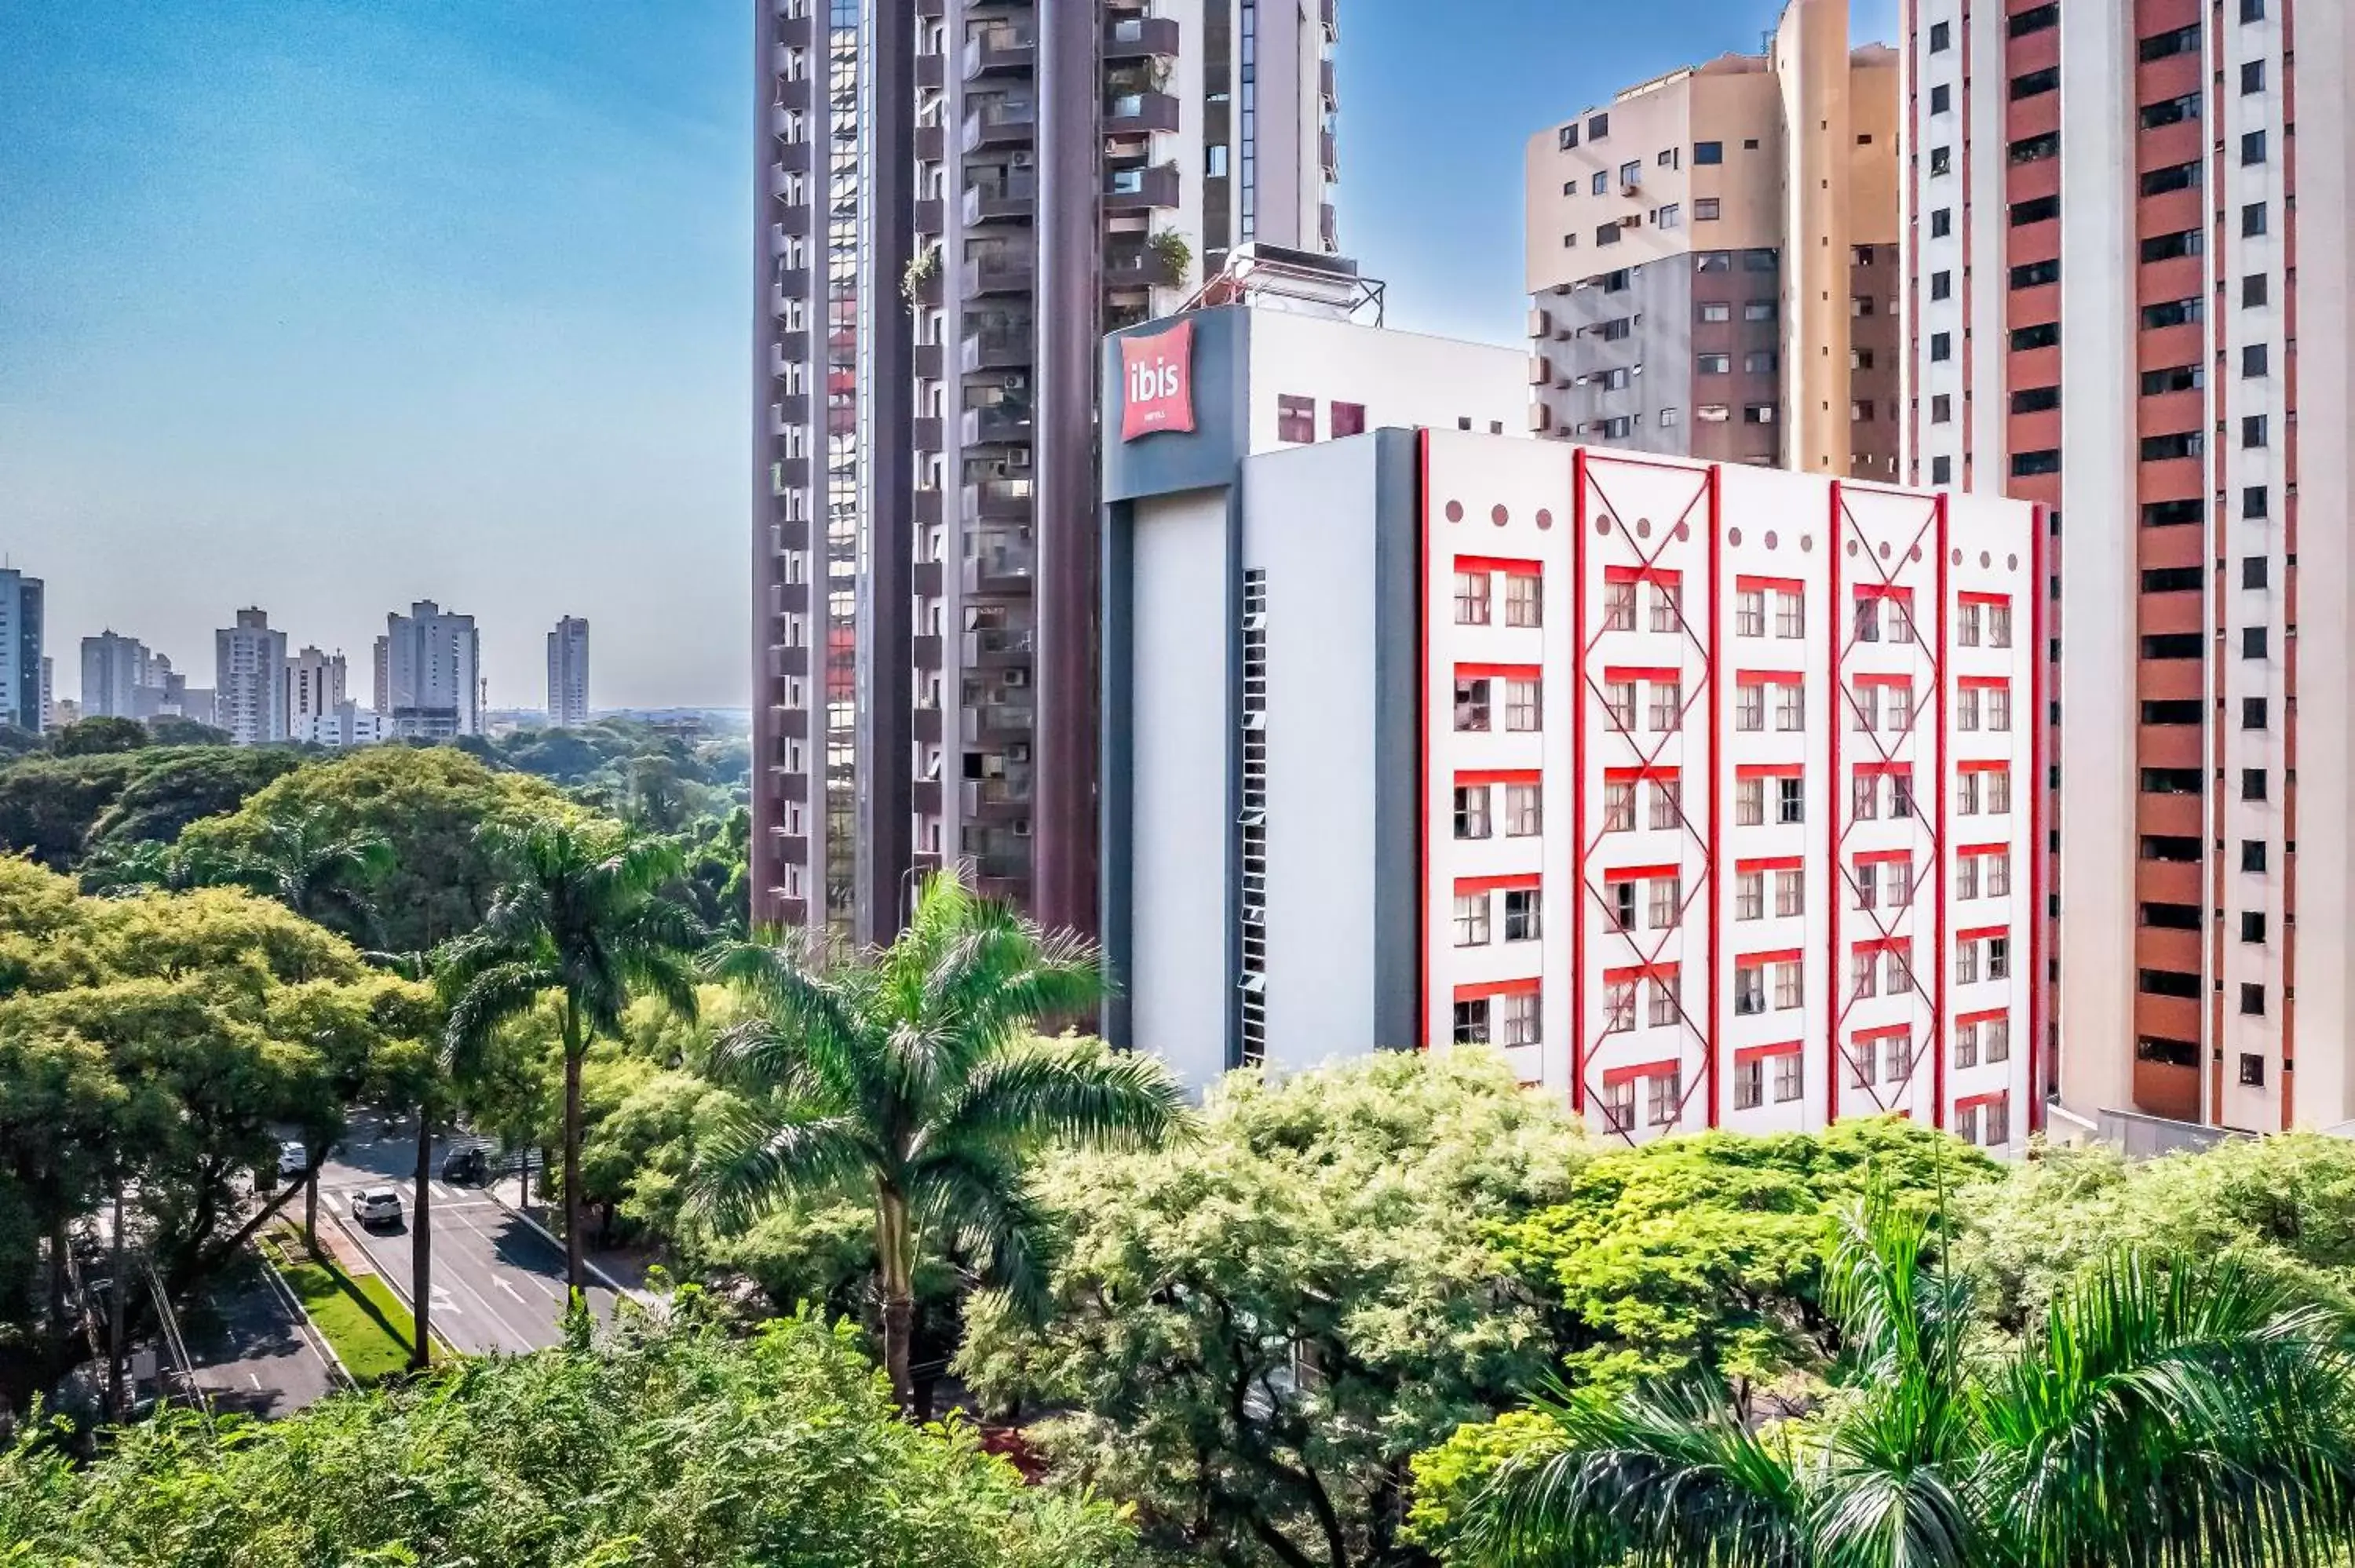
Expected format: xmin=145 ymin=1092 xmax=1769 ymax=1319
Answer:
xmin=1572 ymin=452 xmax=1722 ymax=1140
xmin=1827 ymin=483 xmax=1950 ymax=1127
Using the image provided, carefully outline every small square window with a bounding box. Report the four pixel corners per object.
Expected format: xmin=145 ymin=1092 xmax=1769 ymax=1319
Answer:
xmin=2242 ymin=60 xmax=2266 ymax=95
xmin=1930 ymin=83 xmax=1952 ymax=115
xmin=2240 ymin=983 xmax=2267 ymax=1017
xmin=1330 ymin=401 xmax=1366 ymax=438
xmin=2244 ymin=344 xmax=2269 ymax=379
xmin=1930 ymin=207 xmax=1952 ymax=239
xmin=2242 ymin=131 xmax=2269 ymax=167
xmin=2243 ymin=768 xmax=2269 ymax=803
xmin=2242 ymin=911 xmax=2267 ymax=944
xmin=2244 ymin=414 xmax=2270 ymax=449
xmin=2244 ymin=839 xmax=2269 ymax=873
xmin=1930 ymin=20 xmax=1951 ymax=50
xmin=1276 ymin=394 xmax=1316 ymax=444
xmin=2240 ymin=1052 xmax=2267 ymax=1086
xmin=2243 ymin=201 xmax=2269 ymax=238
xmin=1693 ymin=140 xmax=1724 ymax=165
xmin=2244 ymin=274 xmax=2270 ymax=308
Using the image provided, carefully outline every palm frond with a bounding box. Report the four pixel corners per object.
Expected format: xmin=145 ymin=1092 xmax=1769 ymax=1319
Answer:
xmin=440 ymin=958 xmax=558 ymax=1075
xmin=686 ymin=1103 xmax=872 ymax=1233
xmin=926 ymin=1036 xmax=1187 ymax=1158
xmin=906 ymin=1144 xmax=1055 ymax=1323
xmin=1472 ymin=1377 xmax=1811 ymax=1568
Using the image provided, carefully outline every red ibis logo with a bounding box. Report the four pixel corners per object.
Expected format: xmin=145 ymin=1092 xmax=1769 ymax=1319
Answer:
xmin=1119 ymin=319 xmax=1196 ymax=441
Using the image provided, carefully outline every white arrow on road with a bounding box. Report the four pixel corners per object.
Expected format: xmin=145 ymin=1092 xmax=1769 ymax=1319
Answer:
xmin=493 ymin=1276 xmax=525 ymax=1304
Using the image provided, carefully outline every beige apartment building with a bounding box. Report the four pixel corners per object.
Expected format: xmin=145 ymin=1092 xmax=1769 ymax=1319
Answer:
xmin=1523 ymin=0 xmax=1898 ymax=479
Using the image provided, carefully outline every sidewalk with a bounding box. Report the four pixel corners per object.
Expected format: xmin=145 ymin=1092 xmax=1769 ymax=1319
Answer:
xmin=505 ymin=1196 xmax=659 ymax=1298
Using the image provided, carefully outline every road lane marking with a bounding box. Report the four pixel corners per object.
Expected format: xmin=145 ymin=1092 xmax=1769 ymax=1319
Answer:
xmin=529 ymin=1275 xmax=557 ymax=1300
xmin=249 ymin=1373 xmax=261 ymax=1389
xmin=493 ymin=1276 xmax=524 ymax=1303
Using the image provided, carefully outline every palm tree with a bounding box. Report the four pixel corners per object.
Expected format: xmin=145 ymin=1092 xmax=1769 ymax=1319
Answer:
xmin=687 ymin=867 xmax=1188 ymax=1412
xmin=438 ymin=818 xmax=701 ymax=1295
xmin=1470 ymin=1195 xmax=2355 ymax=1568
xmin=233 ymin=807 xmax=393 ymax=941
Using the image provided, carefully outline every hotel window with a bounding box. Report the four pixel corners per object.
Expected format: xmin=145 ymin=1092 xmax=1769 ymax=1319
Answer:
xmin=1959 ymin=771 xmax=1982 ymax=815
xmin=1988 ymin=603 xmax=2013 ymax=647
xmin=1605 ymin=680 xmax=1637 ymax=731
xmin=1775 ymin=869 xmax=1804 ymax=918
xmin=1736 ymin=589 xmax=1765 ymax=637
xmin=1696 ymin=197 xmax=1722 ymax=221
xmin=1988 ymin=852 xmax=2011 ymax=897
xmin=1776 ymin=778 xmax=1805 ymax=826
xmin=1649 ymin=779 xmax=1682 ymax=831
xmin=1505 ymin=572 xmax=1542 ymax=627
xmin=1736 ymin=779 xmax=1765 ymax=826
xmin=1776 ymin=682 xmax=1804 ymax=732
xmin=1855 ymin=597 xmax=1880 ymax=643
xmin=1986 ymin=1017 xmax=2010 ymax=1063
xmin=1608 ymin=881 xmax=1637 ymax=932
xmin=1504 ymin=888 xmax=1541 ymax=942
xmin=1330 ymin=401 xmax=1366 ymax=438
xmin=1506 ymin=678 xmax=1542 ymax=731
xmin=1649 ymin=876 xmax=1682 ymax=931
xmin=1957 ymin=855 xmax=1980 ymax=900
xmin=1735 ymin=1059 xmax=1764 ymax=1110
xmin=1454 ymin=570 xmax=1491 ymax=625
xmin=1891 ymin=775 xmax=1915 ymax=819
xmin=1605 ymin=980 xmax=1637 ymax=1034
xmin=1955 ymin=1019 xmax=1980 ymax=1069
xmin=1958 ymin=941 xmax=1982 ymax=985
xmin=1648 ymin=975 xmax=1681 ymax=1029
xmin=1957 ymin=687 xmax=1981 ymax=731
xmin=1988 ymin=769 xmax=2011 ymax=813
xmin=1774 ymin=961 xmax=1804 ymax=1010
xmin=1776 ymin=591 xmax=1805 ymax=638
xmin=1600 ymin=1078 xmax=1635 ymax=1132
xmin=1604 ymin=581 xmax=1638 ymax=630
xmin=1988 ymin=936 xmax=2010 ymax=981
xmin=1455 ymin=676 xmax=1492 ymax=731
xmin=1736 ymin=871 xmax=1765 ymax=921
xmin=1453 ymin=786 xmax=1491 ymax=840
xmin=1988 ymin=686 xmax=2011 ymax=731
xmin=1886 ymin=947 xmax=1913 ymax=991
xmin=1852 ymin=1041 xmax=1877 ymax=1088
xmin=1984 ymin=1099 xmax=2010 ymax=1147
xmin=1276 ymin=395 xmax=1316 ymax=443
xmin=1453 ymin=893 xmax=1490 ymax=946
xmin=1452 ymin=998 xmax=1490 ymax=1045
xmin=1735 ymin=965 xmax=1766 ymax=1016
xmin=1882 ymin=1035 xmax=1909 ymax=1083
xmin=1651 ymin=582 xmax=1681 ymax=633
xmin=1649 ymin=682 xmax=1683 ymax=733
xmin=1855 ymin=863 xmax=1879 ymax=911
xmin=1737 ymin=687 xmax=1766 ymax=732
xmin=1700 ymin=302 xmax=1732 ymax=324
xmin=1505 ymin=783 xmax=1542 ymax=836
xmin=1853 ymin=950 xmax=1879 ymax=999
xmin=1603 ymin=779 xmax=1637 ymax=832
xmin=1956 ymin=602 xmax=1980 ymax=646
xmin=1886 ymin=862 xmax=1912 ymax=909
xmin=1853 ymin=775 xmax=1880 ymax=820
xmin=1501 ymin=990 xmax=1542 ymax=1047
xmin=1698 ymin=352 xmax=1732 ymax=374
xmin=1773 ymin=1052 xmax=1803 ymax=1103
xmin=1649 ymin=1070 xmax=1681 ymax=1127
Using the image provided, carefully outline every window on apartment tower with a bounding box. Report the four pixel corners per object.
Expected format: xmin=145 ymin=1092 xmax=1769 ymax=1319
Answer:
xmin=2241 ymin=983 xmax=2267 ymax=1017
xmin=2139 ymin=93 xmax=2202 ymax=130
xmin=1930 ymin=20 xmax=1950 ymax=50
xmin=2243 ymin=60 xmax=2267 ymax=95
xmin=1505 ymin=783 xmax=1541 ymax=836
xmin=1452 ymin=892 xmax=1490 ymax=947
xmin=1931 ymin=455 xmax=1953 ymax=486
xmin=1930 ymin=332 xmax=1952 ymax=363
xmin=1453 ymin=785 xmax=1491 ymax=840
xmin=1454 ymin=569 xmax=1491 ymax=625
xmin=1452 ymin=999 xmax=1490 ymax=1045
xmin=2241 ymin=0 xmax=2265 ymax=21
xmin=1506 ymin=678 xmax=1541 ymax=731
xmin=1930 ymin=146 xmax=1952 ymax=176
xmin=1504 ymin=571 xmax=1541 ymax=627
xmin=2244 ymin=202 xmax=2269 ymax=238
xmin=1454 ymin=676 xmax=1491 ymax=731
xmin=2244 ymin=414 xmax=2270 ymax=449
xmin=1276 ymin=395 xmax=1316 ymax=443
xmin=1330 ymin=401 xmax=1366 ymax=438
xmin=1737 ymin=778 xmax=1765 ymax=826
xmin=2241 ymin=1052 xmax=2267 ymax=1086
xmin=1930 ymin=271 xmax=1952 ymax=302
xmin=1930 ymin=207 xmax=1952 ymax=239
xmin=1930 ymin=83 xmax=1952 ymax=115
xmin=1776 ymin=778 xmax=1805 ymax=826
xmin=1695 ymin=198 xmax=1722 ymax=221
xmin=2243 ymin=768 xmax=2269 ymax=802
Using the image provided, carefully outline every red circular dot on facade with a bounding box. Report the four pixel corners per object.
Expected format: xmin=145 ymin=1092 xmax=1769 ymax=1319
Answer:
xmin=1637 ymin=520 xmax=1652 ymax=538
xmin=1910 ymin=545 xmax=1922 ymax=563
xmin=1846 ymin=540 xmax=1859 ymax=557
xmin=1980 ymin=551 xmax=1992 ymax=568
xmin=1728 ymin=527 xmax=1744 ymax=546
xmin=1536 ymin=509 xmax=1554 ymax=531
xmin=1800 ymin=534 xmax=1814 ymax=552
xmin=1879 ymin=542 xmax=1892 ymax=560
xmin=2007 ymin=552 xmax=2019 ymax=571
xmin=1492 ymin=505 xmax=1510 ymax=527
xmin=1444 ymin=501 xmax=1463 ymax=523
xmin=1951 ymin=548 xmax=1964 ymax=565
xmin=1596 ymin=516 xmax=1614 ymax=535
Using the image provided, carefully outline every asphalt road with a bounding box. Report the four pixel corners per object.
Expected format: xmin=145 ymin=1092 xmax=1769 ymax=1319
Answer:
xmin=316 ymin=1123 xmax=623 ymax=1356
xmin=186 ymin=1255 xmax=338 ymax=1418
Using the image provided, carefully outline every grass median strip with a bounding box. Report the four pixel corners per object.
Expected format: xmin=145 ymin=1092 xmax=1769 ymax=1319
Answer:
xmin=259 ymin=1231 xmax=429 ymax=1384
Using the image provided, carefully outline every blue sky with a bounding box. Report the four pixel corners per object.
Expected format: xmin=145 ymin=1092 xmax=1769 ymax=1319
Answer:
xmin=0 ymin=0 xmax=1897 ymax=708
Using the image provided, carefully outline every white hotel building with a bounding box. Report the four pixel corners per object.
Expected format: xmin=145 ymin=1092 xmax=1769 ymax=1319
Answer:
xmin=1104 ymin=294 xmax=2046 ymax=1149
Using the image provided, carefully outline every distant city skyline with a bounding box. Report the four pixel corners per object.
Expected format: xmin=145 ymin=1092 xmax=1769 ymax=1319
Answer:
xmin=0 ymin=0 xmax=1897 ymax=709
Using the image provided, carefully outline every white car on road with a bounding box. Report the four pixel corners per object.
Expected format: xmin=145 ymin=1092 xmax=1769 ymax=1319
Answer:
xmin=278 ymin=1141 xmax=309 ymax=1180
xmin=349 ymin=1186 xmax=403 ymax=1228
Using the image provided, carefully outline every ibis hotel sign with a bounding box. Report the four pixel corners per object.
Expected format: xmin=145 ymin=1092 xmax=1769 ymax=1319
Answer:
xmin=1119 ymin=318 xmax=1196 ymax=440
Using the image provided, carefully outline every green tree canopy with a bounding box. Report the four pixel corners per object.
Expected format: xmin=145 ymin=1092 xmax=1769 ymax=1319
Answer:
xmin=181 ymin=745 xmax=578 ymax=953
xmin=0 ymin=1304 xmax=1139 ymax=1567
xmin=955 ymin=1048 xmax=1586 ymax=1568
xmin=47 ymin=717 xmax=148 ymax=757
xmin=0 ymin=746 xmax=296 ymax=875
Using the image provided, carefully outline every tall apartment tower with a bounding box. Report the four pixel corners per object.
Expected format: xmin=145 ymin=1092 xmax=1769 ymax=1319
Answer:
xmin=374 ymin=601 xmax=481 ymax=741
xmin=546 ymin=616 xmax=590 ymax=728
xmin=214 ymin=608 xmax=288 ymax=746
xmin=287 ymin=646 xmax=349 ymax=733
xmin=0 ymin=570 xmax=43 ymax=735
xmin=1524 ymin=0 xmax=1899 ymax=479
xmin=751 ymin=0 xmax=1341 ymax=939
xmin=1909 ymin=0 xmax=2355 ymax=1137
xmin=81 ymin=631 xmax=154 ymax=720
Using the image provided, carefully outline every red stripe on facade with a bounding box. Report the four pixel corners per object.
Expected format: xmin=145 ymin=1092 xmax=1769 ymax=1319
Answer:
xmin=1956 ymin=924 xmax=2006 ymax=943
xmin=1455 ymin=873 xmax=1542 ymax=894
xmin=1957 ymin=590 xmax=2010 ymax=607
xmin=1740 ymin=947 xmax=1804 ymax=966
xmin=1854 ymin=1023 xmax=1911 ymax=1042
xmin=1603 ymin=961 xmax=1678 ymax=986
xmin=1736 ymin=763 xmax=1805 ymax=779
xmin=1853 ymin=934 xmax=1912 ymax=955
xmin=1603 ymin=563 xmax=1681 ymax=585
xmin=1456 ymin=662 xmax=1542 ymax=680
xmin=1735 ymin=669 xmax=1805 ymax=687
xmin=1602 ymin=1058 xmax=1683 ymax=1088
xmin=1932 ymin=489 xmax=1952 ymax=1129
xmin=1957 ymin=758 xmax=2009 ymax=774
xmin=1455 ymin=768 xmax=1540 ymax=786
xmin=1455 ymin=553 xmax=1543 ymax=576
xmin=1956 ymin=675 xmax=2010 ymax=691
xmin=1602 ymin=764 xmax=1676 ymax=782
xmin=1957 ymin=1006 xmax=2009 ymax=1027
xmin=1604 ymin=862 xmax=1681 ymax=882
xmin=1825 ymin=477 xmax=1842 ymax=1126
xmin=1958 ymin=841 xmax=2010 ymax=857
xmin=1736 ymin=574 xmax=1804 ymax=593
xmin=1854 ymin=760 xmax=1914 ymax=777
xmin=1855 ymin=848 xmax=1914 ymax=865
xmin=1954 ymin=1090 xmax=2006 ymax=1113
xmin=1568 ymin=446 xmax=1588 ymax=1114
xmin=1853 ymin=582 xmax=1915 ymax=601
xmin=1453 ymin=976 xmax=1540 ymax=1002
xmin=1603 ymin=665 xmax=1682 ymax=683
xmin=1737 ymin=855 xmax=1805 ymax=873
xmin=1736 ymin=1039 xmax=1806 ymax=1064
xmin=1853 ymin=673 xmax=1913 ymax=688
xmin=1706 ymin=461 xmax=1724 ymax=1130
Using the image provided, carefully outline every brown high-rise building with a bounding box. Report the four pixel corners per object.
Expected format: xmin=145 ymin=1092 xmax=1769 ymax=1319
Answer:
xmin=1521 ymin=0 xmax=1900 ymax=480
xmin=751 ymin=0 xmax=1340 ymax=942
xmin=1909 ymin=0 xmax=2355 ymax=1140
